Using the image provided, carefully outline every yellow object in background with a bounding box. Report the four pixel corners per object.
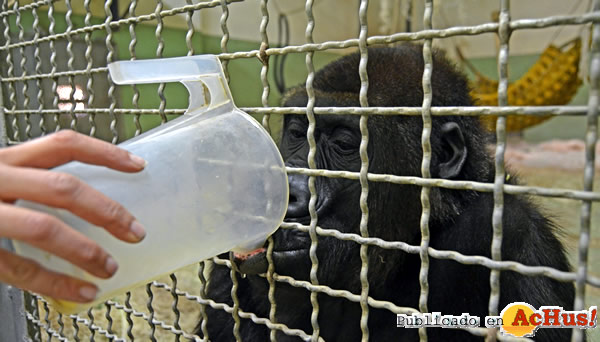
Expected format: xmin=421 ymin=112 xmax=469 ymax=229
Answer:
xmin=469 ymin=39 xmax=582 ymax=132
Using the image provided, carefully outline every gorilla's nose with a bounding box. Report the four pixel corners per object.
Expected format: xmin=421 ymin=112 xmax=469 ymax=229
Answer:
xmin=285 ymin=173 xmax=311 ymax=219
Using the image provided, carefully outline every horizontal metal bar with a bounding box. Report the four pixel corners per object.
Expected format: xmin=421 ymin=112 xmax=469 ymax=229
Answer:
xmin=4 ymin=108 xmax=187 ymax=115
xmin=24 ymin=312 xmax=69 ymax=342
xmin=104 ymin=298 xmax=200 ymax=341
xmin=280 ymin=222 xmax=600 ymax=288
xmin=243 ymin=106 xmax=590 ymax=116
xmin=1 ymin=67 xmax=108 ymax=82
xmin=1 ymin=11 xmax=597 ymax=55
xmin=150 ymin=279 xmax=320 ymax=341
xmin=2 ymin=106 xmax=592 ymax=117
xmin=285 ymin=167 xmax=600 ymax=202
xmin=0 ymin=0 xmax=244 ymax=51
xmin=218 ymin=12 xmax=600 ymax=60
xmin=0 ymin=0 xmax=53 ymax=19
xmin=211 ymin=257 xmax=533 ymax=341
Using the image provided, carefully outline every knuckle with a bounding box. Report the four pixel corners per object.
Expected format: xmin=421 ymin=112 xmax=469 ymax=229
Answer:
xmin=101 ymin=201 xmax=127 ymax=228
xmin=48 ymin=276 xmax=70 ymax=298
xmin=51 ymin=130 xmax=79 ymax=147
xmin=10 ymin=258 xmax=38 ymax=283
xmin=47 ymin=172 xmax=81 ymax=198
xmin=78 ymin=243 xmax=104 ymax=265
xmin=25 ymin=214 xmax=59 ymax=242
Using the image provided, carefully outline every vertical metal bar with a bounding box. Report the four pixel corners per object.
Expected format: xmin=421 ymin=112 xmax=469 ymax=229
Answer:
xmin=0 ymin=107 xmax=6 ymax=147
xmin=104 ymin=304 xmax=114 ymax=342
xmin=15 ymin=1 xmax=31 ymax=140
xmin=173 ymin=4 xmax=190 ymax=338
xmin=264 ymin=235 xmax=278 ymax=341
xmin=31 ymin=4 xmax=45 ymax=137
xmin=57 ymin=312 xmax=65 ymax=339
xmin=169 ymin=274 xmax=182 ymax=342
xmin=47 ymin=0 xmax=59 ymax=133
xmin=24 ymin=293 xmax=41 ymax=342
xmin=104 ymin=0 xmax=118 ymax=143
xmin=487 ymin=1 xmax=510 ymax=341
xmin=220 ymin=0 xmax=230 ymax=82
xmin=260 ymin=0 xmax=270 ymax=133
xmin=64 ymin=0 xmax=77 ymax=132
xmin=216 ymin=2 xmax=241 ymax=340
xmin=0 ymin=64 xmax=7 ymax=147
xmin=41 ymin=300 xmax=51 ymax=341
xmin=146 ymin=283 xmax=157 ymax=342
xmin=490 ymin=0 xmax=510 ymax=314
xmin=304 ymin=1 xmax=321 ymax=340
xmin=257 ymin=2 xmax=278 ymax=341
xmin=71 ymin=315 xmax=80 ymax=342
xmin=197 ymin=261 xmax=210 ymax=341
xmin=155 ymin=0 xmax=167 ymax=124
xmin=418 ymin=1 xmax=434 ymax=341
xmin=86 ymin=308 xmax=96 ymax=342
xmin=84 ymin=0 xmax=96 ymax=137
xmin=0 ymin=19 xmax=8 ymax=147
xmin=229 ymin=253 xmax=242 ymax=342
xmin=357 ymin=1 xmax=370 ymax=341
xmin=2 ymin=0 xmax=17 ymax=141
xmin=123 ymin=292 xmax=134 ymax=341
xmin=185 ymin=0 xmax=195 ymax=56
xmin=128 ymin=0 xmax=141 ymax=137
xmin=572 ymin=2 xmax=600 ymax=342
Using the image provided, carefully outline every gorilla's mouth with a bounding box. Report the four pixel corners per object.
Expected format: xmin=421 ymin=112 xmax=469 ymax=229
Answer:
xmin=233 ymin=217 xmax=314 ymax=275
xmin=233 ymin=245 xmax=309 ymax=275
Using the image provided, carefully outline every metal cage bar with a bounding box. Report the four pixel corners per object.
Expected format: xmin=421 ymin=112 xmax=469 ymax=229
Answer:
xmin=0 ymin=0 xmax=597 ymax=341
xmin=357 ymin=0 xmax=371 ymax=341
xmin=418 ymin=1 xmax=433 ymax=340
xmin=303 ymin=1 xmax=322 ymax=341
xmin=573 ymin=1 xmax=600 ymax=342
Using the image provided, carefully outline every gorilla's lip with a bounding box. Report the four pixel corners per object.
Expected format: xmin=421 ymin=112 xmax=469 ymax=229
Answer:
xmin=234 ymin=247 xmax=309 ymax=275
xmin=233 ymin=218 xmax=313 ymax=274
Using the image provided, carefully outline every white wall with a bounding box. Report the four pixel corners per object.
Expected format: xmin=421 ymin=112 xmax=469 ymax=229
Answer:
xmin=432 ymin=0 xmax=590 ymax=59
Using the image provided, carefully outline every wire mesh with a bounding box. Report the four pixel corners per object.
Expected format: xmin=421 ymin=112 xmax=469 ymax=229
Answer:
xmin=0 ymin=0 xmax=597 ymax=341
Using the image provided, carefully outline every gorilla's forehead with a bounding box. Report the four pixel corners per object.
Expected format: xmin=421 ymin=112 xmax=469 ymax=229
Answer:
xmin=286 ymin=113 xmax=361 ymax=131
xmin=317 ymin=114 xmax=361 ymax=129
xmin=282 ymin=87 xmax=360 ymax=107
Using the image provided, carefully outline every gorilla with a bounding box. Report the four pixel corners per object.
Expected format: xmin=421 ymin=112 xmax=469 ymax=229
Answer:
xmin=196 ymin=44 xmax=577 ymax=341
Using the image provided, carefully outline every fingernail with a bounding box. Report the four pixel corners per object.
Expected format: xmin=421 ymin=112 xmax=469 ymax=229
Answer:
xmin=79 ymin=285 xmax=97 ymax=301
xmin=128 ymin=220 xmax=146 ymax=242
xmin=105 ymin=256 xmax=118 ymax=275
xmin=129 ymin=153 xmax=147 ymax=168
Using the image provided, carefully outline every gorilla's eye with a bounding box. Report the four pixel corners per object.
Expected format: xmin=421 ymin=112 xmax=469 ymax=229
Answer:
xmin=288 ymin=128 xmax=306 ymax=140
xmin=331 ymin=130 xmax=359 ymax=154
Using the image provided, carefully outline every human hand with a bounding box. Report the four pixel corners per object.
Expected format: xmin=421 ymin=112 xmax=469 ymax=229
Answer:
xmin=0 ymin=130 xmax=146 ymax=303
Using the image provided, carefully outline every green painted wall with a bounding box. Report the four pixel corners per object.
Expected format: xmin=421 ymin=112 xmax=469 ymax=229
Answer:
xmin=5 ymin=10 xmax=340 ymax=138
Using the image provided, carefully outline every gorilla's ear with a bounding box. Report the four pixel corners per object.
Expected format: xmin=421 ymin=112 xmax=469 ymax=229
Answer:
xmin=438 ymin=122 xmax=467 ymax=179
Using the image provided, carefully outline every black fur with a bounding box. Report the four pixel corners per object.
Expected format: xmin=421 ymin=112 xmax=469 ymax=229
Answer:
xmin=196 ymin=44 xmax=577 ymax=341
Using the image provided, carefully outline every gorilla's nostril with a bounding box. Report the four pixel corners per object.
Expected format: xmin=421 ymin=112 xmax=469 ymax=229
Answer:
xmin=289 ymin=193 xmax=297 ymax=204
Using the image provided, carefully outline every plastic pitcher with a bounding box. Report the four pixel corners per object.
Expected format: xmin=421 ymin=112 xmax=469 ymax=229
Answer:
xmin=12 ymin=55 xmax=289 ymax=314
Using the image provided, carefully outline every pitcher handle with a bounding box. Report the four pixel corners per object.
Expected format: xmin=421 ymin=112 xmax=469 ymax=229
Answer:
xmin=107 ymin=55 xmax=232 ymax=113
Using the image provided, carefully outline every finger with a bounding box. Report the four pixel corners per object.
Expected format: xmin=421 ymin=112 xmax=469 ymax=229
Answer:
xmin=0 ymin=165 xmax=145 ymax=243
xmin=0 ymin=248 xmax=99 ymax=303
xmin=0 ymin=130 xmax=146 ymax=171
xmin=0 ymin=203 xmax=118 ymax=279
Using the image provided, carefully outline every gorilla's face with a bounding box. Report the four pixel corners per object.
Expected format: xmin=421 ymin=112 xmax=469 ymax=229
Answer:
xmin=234 ymin=112 xmax=365 ymax=283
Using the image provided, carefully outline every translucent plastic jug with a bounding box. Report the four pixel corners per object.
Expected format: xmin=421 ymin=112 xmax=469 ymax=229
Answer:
xmin=12 ymin=55 xmax=288 ymax=314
